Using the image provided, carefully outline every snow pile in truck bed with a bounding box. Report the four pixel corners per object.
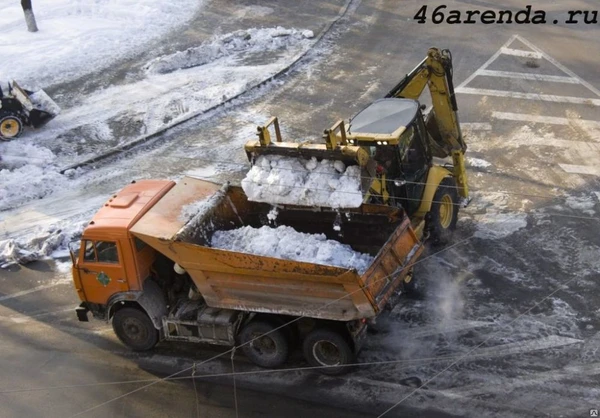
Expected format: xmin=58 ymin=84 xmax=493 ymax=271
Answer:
xmin=242 ymin=155 xmax=364 ymax=208
xmin=211 ymin=225 xmax=374 ymax=274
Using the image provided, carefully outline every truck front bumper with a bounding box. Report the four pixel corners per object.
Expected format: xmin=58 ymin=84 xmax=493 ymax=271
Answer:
xmin=76 ymin=303 xmax=89 ymax=322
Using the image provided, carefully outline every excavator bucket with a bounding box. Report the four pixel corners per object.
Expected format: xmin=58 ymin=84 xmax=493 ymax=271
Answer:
xmin=244 ymin=117 xmax=370 ymax=168
xmin=243 ymin=117 xmax=373 ymax=208
xmin=9 ymin=81 xmax=61 ymax=128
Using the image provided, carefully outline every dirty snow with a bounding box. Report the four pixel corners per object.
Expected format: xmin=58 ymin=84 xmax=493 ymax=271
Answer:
xmin=242 ymin=156 xmax=364 ymax=208
xmin=564 ymin=195 xmax=596 ymax=216
xmin=467 ymin=157 xmax=491 ymax=168
xmin=22 ymin=26 xmax=314 ymax=157
xmin=0 ymin=218 xmax=88 ymax=268
xmin=145 ymin=27 xmax=313 ymax=75
xmin=0 ymin=0 xmax=202 ymax=87
xmin=474 ymin=212 xmax=528 ymax=239
xmin=211 ymin=225 xmax=373 ymax=274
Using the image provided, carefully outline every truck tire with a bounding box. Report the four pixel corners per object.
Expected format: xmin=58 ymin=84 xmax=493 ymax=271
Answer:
xmin=112 ymin=307 xmax=159 ymax=351
xmin=428 ymin=177 xmax=459 ymax=245
xmin=303 ymin=328 xmax=355 ymax=375
xmin=239 ymin=320 xmax=289 ymax=368
xmin=0 ymin=113 xmax=23 ymax=140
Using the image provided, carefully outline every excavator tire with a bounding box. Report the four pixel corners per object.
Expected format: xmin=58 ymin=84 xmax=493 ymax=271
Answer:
xmin=0 ymin=112 xmax=23 ymax=140
xmin=428 ymin=177 xmax=459 ymax=245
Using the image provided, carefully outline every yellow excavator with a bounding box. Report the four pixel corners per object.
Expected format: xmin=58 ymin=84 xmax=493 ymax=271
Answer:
xmin=245 ymin=47 xmax=469 ymax=244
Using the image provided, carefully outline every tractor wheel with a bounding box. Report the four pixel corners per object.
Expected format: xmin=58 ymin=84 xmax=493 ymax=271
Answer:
xmin=303 ymin=328 xmax=355 ymax=375
xmin=428 ymin=177 xmax=459 ymax=245
xmin=112 ymin=307 xmax=159 ymax=351
xmin=239 ymin=320 xmax=289 ymax=368
xmin=0 ymin=113 xmax=23 ymax=140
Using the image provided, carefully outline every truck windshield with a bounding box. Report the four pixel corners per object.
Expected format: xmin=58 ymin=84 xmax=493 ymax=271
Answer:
xmin=68 ymin=240 xmax=81 ymax=265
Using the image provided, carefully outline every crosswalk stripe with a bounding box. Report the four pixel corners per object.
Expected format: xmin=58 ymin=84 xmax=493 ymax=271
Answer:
xmin=515 ymin=35 xmax=600 ymax=98
xmin=456 ymin=87 xmax=600 ymax=106
xmin=477 ymin=70 xmax=579 ymax=83
xmin=460 ymin=122 xmax=492 ymax=131
xmin=456 ymin=35 xmax=518 ymax=90
xmin=499 ymin=47 xmax=543 ymax=59
xmin=559 ymin=164 xmax=600 ymax=176
xmin=492 ymin=112 xmax=600 ymax=128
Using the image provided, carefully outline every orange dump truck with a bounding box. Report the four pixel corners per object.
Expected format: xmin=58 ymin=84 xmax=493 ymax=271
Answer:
xmin=69 ymin=177 xmax=423 ymax=373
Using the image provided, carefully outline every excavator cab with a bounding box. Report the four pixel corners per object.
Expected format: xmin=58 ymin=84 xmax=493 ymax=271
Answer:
xmin=346 ymin=98 xmax=431 ymax=213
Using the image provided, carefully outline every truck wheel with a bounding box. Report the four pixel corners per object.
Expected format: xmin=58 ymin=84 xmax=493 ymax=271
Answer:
xmin=0 ymin=113 xmax=23 ymax=140
xmin=112 ymin=307 xmax=159 ymax=351
xmin=239 ymin=320 xmax=289 ymax=368
xmin=303 ymin=328 xmax=355 ymax=375
xmin=428 ymin=177 xmax=459 ymax=245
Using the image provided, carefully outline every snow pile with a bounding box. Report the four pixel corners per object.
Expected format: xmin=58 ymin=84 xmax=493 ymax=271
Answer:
xmin=211 ymin=225 xmax=373 ymax=274
xmin=0 ymin=142 xmax=67 ymax=211
xmin=242 ymin=156 xmax=364 ymax=208
xmin=145 ymin=27 xmax=314 ymax=75
xmin=0 ymin=0 xmax=202 ymax=86
xmin=0 ymin=220 xmax=87 ymax=268
xmin=467 ymin=157 xmax=491 ymax=168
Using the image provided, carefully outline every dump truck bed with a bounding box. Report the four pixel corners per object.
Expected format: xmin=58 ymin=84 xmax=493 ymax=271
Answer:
xmin=130 ymin=177 xmax=423 ymax=321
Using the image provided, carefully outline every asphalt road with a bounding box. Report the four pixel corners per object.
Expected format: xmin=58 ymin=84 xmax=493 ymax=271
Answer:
xmin=2 ymin=0 xmax=600 ymax=417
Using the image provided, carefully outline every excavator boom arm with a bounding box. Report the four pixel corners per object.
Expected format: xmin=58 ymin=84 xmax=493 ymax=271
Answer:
xmin=386 ymin=48 xmax=468 ymax=198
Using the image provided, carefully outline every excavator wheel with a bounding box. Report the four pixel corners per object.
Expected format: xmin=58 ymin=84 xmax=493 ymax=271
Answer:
xmin=428 ymin=177 xmax=459 ymax=245
xmin=0 ymin=112 xmax=23 ymax=140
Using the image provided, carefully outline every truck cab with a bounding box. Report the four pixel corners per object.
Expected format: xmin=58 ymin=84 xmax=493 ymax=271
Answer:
xmin=70 ymin=180 xmax=174 ymax=321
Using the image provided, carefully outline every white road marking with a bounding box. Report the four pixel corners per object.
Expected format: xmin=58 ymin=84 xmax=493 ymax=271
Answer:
xmin=516 ymin=35 xmax=600 ymax=98
xmin=456 ymin=35 xmax=518 ymax=90
xmin=492 ymin=111 xmax=600 ymax=128
xmin=559 ymin=164 xmax=600 ymax=176
xmin=499 ymin=47 xmax=542 ymax=59
xmin=460 ymin=122 xmax=492 ymax=131
xmin=513 ymin=136 xmax=600 ymax=150
xmin=0 ymin=278 xmax=71 ymax=302
xmin=477 ymin=70 xmax=579 ymax=84
xmin=456 ymin=87 xmax=600 ymax=106
xmin=0 ymin=307 xmax=73 ymax=324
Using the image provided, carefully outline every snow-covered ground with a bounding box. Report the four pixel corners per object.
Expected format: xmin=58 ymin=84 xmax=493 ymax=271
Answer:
xmin=242 ymin=155 xmax=364 ymax=208
xmin=0 ymin=26 xmax=316 ymax=215
xmin=211 ymin=225 xmax=374 ymax=274
xmin=0 ymin=4 xmax=321 ymax=268
xmin=0 ymin=0 xmax=202 ymax=87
